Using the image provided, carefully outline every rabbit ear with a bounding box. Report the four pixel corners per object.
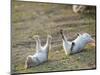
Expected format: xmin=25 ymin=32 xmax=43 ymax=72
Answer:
xmin=77 ymin=33 xmax=81 ymax=36
xmin=88 ymin=38 xmax=95 ymax=46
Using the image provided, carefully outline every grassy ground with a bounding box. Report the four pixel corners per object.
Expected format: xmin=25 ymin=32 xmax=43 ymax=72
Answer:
xmin=11 ymin=0 xmax=96 ymax=74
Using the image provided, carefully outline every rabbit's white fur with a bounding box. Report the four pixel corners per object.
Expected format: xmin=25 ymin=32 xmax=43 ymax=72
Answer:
xmin=60 ymin=30 xmax=95 ymax=55
xmin=25 ymin=35 xmax=52 ymax=69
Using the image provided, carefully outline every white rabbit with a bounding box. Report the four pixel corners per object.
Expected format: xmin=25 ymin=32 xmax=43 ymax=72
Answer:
xmin=60 ymin=30 xmax=95 ymax=55
xmin=25 ymin=35 xmax=52 ymax=69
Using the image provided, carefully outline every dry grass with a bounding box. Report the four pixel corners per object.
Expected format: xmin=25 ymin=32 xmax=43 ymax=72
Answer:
xmin=11 ymin=0 xmax=96 ymax=74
